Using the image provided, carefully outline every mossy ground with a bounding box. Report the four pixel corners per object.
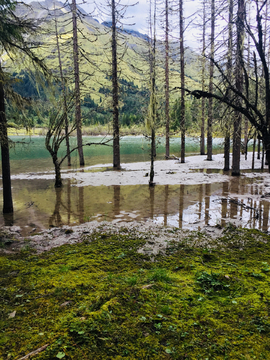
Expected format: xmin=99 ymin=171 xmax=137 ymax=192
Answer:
xmin=1 ymin=227 xmax=270 ymax=359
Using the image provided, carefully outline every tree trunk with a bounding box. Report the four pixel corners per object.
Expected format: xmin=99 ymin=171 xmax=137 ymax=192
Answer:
xmin=224 ymin=133 xmax=230 ymax=171
xmin=149 ymin=128 xmax=155 ymax=186
xmin=200 ymin=0 xmax=206 ymax=155
xmin=224 ymin=0 xmax=233 ymax=171
xmin=53 ymin=154 xmax=62 ymax=187
xmin=252 ymin=136 xmax=256 ymax=170
xmin=112 ymin=0 xmax=120 ymax=169
xmin=180 ymin=0 xmax=185 ymax=163
xmin=0 ymin=67 xmax=13 ymax=213
xmin=232 ymin=0 xmax=245 ymax=176
xmin=207 ymin=0 xmax=215 ymax=161
xmin=55 ymin=8 xmax=71 ymax=166
xmin=165 ymin=0 xmax=170 ymax=159
xmin=72 ymin=0 xmax=84 ymax=166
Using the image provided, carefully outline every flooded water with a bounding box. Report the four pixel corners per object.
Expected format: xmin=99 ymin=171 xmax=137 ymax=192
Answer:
xmin=1 ymin=173 xmax=269 ymax=235
xmin=8 ymin=136 xmax=224 ymax=174
xmin=1 ymin=136 xmax=269 ymax=234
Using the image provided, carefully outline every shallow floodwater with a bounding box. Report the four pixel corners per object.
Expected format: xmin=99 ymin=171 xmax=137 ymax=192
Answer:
xmin=0 ymin=173 xmax=269 ymax=235
xmin=8 ymin=136 xmax=224 ymax=174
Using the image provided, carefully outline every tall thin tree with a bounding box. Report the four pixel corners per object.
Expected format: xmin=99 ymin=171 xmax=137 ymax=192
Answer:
xmin=232 ymin=0 xmax=245 ymax=176
xmin=165 ymin=0 xmax=170 ymax=159
xmin=207 ymin=0 xmax=215 ymax=161
xmin=111 ymin=0 xmax=120 ymax=169
xmin=179 ymin=0 xmax=185 ymax=163
xmin=71 ymin=0 xmax=84 ymax=166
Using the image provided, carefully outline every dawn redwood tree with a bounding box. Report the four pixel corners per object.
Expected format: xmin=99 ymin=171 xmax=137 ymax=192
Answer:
xmin=0 ymin=0 xmax=49 ymax=213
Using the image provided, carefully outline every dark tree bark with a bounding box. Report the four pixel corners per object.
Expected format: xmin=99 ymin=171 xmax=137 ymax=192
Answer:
xmin=72 ymin=0 xmax=84 ymax=166
xmin=232 ymin=0 xmax=245 ymax=176
xmin=179 ymin=0 xmax=185 ymax=163
xmin=207 ymin=0 xmax=215 ymax=161
xmin=224 ymin=0 xmax=234 ymax=171
xmin=165 ymin=0 xmax=170 ymax=159
xmin=112 ymin=0 xmax=120 ymax=169
xmin=0 ymin=67 xmax=13 ymax=213
xmin=200 ymin=0 xmax=206 ymax=156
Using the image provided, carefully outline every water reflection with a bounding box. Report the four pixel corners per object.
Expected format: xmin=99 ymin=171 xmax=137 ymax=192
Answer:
xmin=0 ymin=175 xmax=270 ymax=235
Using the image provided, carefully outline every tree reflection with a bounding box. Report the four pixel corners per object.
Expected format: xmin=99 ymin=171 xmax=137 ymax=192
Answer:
xmin=49 ymin=187 xmax=63 ymax=227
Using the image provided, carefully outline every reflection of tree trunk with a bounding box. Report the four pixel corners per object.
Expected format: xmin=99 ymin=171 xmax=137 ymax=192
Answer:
xmin=221 ymin=182 xmax=229 ymax=226
xmin=198 ymin=184 xmax=203 ymax=220
xmin=164 ymin=185 xmax=169 ymax=225
xmin=79 ymin=187 xmax=84 ymax=223
xmin=205 ymin=183 xmax=210 ymax=225
xmin=49 ymin=187 xmax=62 ymax=227
xmin=67 ymin=179 xmax=71 ymax=224
xmin=262 ymin=201 xmax=269 ymax=231
xmin=230 ymin=177 xmax=239 ymax=220
xmin=3 ymin=212 xmax=14 ymax=226
xmin=113 ymin=185 xmax=121 ymax=216
xmin=149 ymin=186 xmax=155 ymax=219
xmin=179 ymin=184 xmax=184 ymax=228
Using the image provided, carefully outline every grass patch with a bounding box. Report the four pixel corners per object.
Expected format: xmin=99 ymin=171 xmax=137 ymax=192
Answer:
xmin=1 ymin=228 xmax=270 ymax=359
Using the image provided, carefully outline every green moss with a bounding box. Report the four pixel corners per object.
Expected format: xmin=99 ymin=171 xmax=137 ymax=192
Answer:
xmin=1 ymin=228 xmax=270 ymax=359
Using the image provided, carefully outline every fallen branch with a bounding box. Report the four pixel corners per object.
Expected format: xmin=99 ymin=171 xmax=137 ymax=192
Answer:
xmin=17 ymin=344 xmax=49 ymax=360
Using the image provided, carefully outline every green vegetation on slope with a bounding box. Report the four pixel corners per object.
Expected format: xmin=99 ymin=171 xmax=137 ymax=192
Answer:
xmin=1 ymin=225 xmax=270 ymax=359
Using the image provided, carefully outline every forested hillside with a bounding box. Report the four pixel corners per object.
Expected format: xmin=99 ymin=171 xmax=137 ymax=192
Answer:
xmin=5 ymin=0 xmax=201 ymax=133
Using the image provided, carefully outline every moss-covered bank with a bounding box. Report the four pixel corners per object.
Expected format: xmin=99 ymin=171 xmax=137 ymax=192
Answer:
xmin=1 ymin=226 xmax=270 ymax=359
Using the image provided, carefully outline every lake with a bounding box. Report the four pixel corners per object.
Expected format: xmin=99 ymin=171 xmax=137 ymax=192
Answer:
xmin=1 ymin=135 xmax=268 ymax=235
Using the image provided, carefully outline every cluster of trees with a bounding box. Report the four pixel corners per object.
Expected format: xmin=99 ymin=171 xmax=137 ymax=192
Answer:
xmin=2 ymin=0 xmax=270 ymax=216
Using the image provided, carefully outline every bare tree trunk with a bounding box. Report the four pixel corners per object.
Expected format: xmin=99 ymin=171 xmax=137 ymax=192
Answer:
xmin=112 ymin=0 xmax=120 ymax=169
xmin=148 ymin=0 xmax=157 ymax=187
xmin=257 ymin=137 xmax=261 ymax=159
xmin=53 ymin=154 xmax=62 ymax=187
xmin=180 ymin=0 xmax=185 ymax=163
xmin=224 ymin=0 xmax=233 ymax=171
xmin=207 ymin=0 xmax=215 ymax=161
xmin=0 ymin=66 xmax=13 ymax=213
xmin=54 ymin=7 xmax=71 ymax=166
xmin=165 ymin=0 xmax=170 ymax=159
xmin=232 ymin=0 xmax=245 ymax=176
xmin=252 ymin=136 xmax=256 ymax=170
xmin=72 ymin=0 xmax=84 ymax=166
xmin=200 ymin=0 xmax=206 ymax=155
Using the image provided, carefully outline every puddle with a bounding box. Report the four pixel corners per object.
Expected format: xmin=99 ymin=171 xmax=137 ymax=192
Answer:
xmin=0 ymin=174 xmax=269 ymax=236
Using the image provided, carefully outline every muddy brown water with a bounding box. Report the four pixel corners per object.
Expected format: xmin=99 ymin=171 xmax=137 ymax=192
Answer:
xmin=0 ymin=171 xmax=269 ymax=236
